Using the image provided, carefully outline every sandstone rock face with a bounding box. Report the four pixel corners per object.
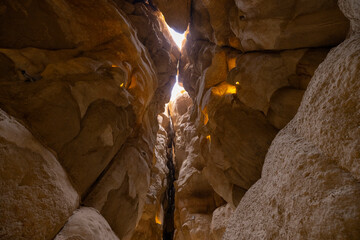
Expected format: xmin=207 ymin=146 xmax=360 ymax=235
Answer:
xmin=0 ymin=0 xmax=178 ymax=239
xmin=170 ymin=0 xmax=353 ymax=239
xmin=177 ymin=38 xmax=330 ymax=213
xmin=224 ymin=0 xmax=360 ymax=238
xmin=230 ymin=0 xmax=349 ymax=51
xmin=130 ymin=114 xmax=170 ymax=240
xmin=0 ymin=109 xmax=79 ymax=239
xmin=169 ymin=93 xmax=226 ymax=240
xmin=184 ymin=0 xmax=348 ymax=51
xmin=1 ymin=0 xmax=358 ymax=239
xmin=153 ymin=0 xmax=190 ymax=33
xmin=210 ymin=204 xmax=233 ymax=240
xmin=55 ymin=207 xmax=119 ymax=240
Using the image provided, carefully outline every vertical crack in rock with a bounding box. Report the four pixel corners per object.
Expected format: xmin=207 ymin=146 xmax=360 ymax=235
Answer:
xmin=163 ymin=99 xmax=176 ymax=240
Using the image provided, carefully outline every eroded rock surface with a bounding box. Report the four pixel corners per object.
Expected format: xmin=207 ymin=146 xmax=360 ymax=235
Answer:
xmin=130 ymin=113 xmax=170 ymax=240
xmin=1 ymin=0 xmax=359 ymax=239
xmin=54 ymin=207 xmax=119 ymax=240
xmin=0 ymin=0 xmax=178 ymax=239
xmin=0 ymin=109 xmax=79 ymax=239
xmin=167 ymin=0 xmax=355 ymax=239
xmin=224 ymin=0 xmax=360 ymax=238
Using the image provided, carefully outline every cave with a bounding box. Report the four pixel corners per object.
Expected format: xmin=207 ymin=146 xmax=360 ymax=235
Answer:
xmin=0 ymin=0 xmax=359 ymax=240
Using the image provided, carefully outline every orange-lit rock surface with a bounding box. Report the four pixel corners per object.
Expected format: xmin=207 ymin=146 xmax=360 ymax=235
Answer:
xmin=175 ymin=0 xmax=348 ymax=51
xmin=153 ymin=0 xmax=190 ymax=33
xmin=1 ymin=0 xmax=359 ymax=239
xmin=172 ymin=0 xmax=354 ymax=239
xmin=223 ymin=0 xmax=360 ymax=238
xmin=0 ymin=0 xmax=177 ymax=239
xmin=168 ymin=93 xmax=226 ymax=240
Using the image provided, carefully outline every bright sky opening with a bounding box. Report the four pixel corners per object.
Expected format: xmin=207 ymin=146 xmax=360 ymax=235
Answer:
xmin=170 ymin=75 xmax=186 ymax=101
xmin=167 ymin=26 xmax=186 ymax=49
xmin=166 ymin=25 xmax=186 ymax=101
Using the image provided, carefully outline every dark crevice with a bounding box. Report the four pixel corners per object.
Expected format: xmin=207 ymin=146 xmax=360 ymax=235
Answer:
xmin=162 ymin=114 xmax=176 ymax=240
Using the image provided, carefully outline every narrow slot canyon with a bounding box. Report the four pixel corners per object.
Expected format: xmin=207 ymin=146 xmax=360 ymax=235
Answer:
xmin=0 ymin=0 xmax=359 ymax=240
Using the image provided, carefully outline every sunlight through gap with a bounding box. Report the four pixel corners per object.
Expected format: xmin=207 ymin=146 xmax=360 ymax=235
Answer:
xmin=166 ymin=25 xmax=186 ymax=101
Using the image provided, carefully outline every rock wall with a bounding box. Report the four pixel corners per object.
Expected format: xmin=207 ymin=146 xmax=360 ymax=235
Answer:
xmin=0 ymin=0 xmax=177 ymax=239
xmin=1 ymin=0 xmax=359 ymax=239
xmin=165 ymin=0 xmax=359 ymax=239
xmin=224 ymin=0 xmax=360 ymax=238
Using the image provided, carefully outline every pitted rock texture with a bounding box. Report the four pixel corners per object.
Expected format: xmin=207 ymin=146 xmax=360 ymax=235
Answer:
xmin=0 ymin=109 xmax=79 ymax=239
xmin=0 ymin=0 xmax=359 ymax=239
xmin=178 ymin=40 xmax=330 ymax=211
xmin=210 ymin=204 xmax=233 ymax=240
xmin=54 ymin=207 xmax=119 ymax=240
xmin=224 ymin=0 xmax=360 ymax=238
xmin=0 ymin=0 xmax=178 ymax=239
xmin=171 ymin=0 xmax=353 ymax=239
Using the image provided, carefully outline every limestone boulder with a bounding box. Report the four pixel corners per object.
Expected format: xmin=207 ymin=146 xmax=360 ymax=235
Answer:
xmin=168 ymin=93 xmax=194 ymax=175
xmin=338 ymin=0 xmax=360 ymax=33
xmin=0 ymin=109 xmax=79 ymax=239
xmin=210 ymin=204 xmax=233 ymax=240
xmin=224 ymin=10 xmax=360 ymax=239
xmin=54 ymin=207 xmax=119 ymax=240
xmin=224 ymin=129 xmax=360 ymax=239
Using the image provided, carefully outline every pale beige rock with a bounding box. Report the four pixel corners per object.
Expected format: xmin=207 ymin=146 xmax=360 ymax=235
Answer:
xmin=179 ymin=0 xmax=348 ymax=51
xmin=168 ymin=93 xmax=194 ymax=175
xmin=178 ymin=3 xmax=345 ymax=235
xmin=338 ymin=0 xmax=360 ymax=34
xmin=0 ymin=109 xmax=79 ymax=239
xmin=294 ymin=36 xmax=360 ymax=182
xmin=169 ymin=93 xmax=225 ymax=240
xmin=224 ymin=11 xmax=360 ymax=239
xmin=54 ymin=207 xmax=119 ymax=240
xmin=224 ymin=130 xmax=360 ymax=239
xmin=210 ymin=204 xmax=233 ymax=240
xmin=174 ymin=214 xmax=213 ymax=240
xmin=0 ymin=1 xmax=179 ymax=240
